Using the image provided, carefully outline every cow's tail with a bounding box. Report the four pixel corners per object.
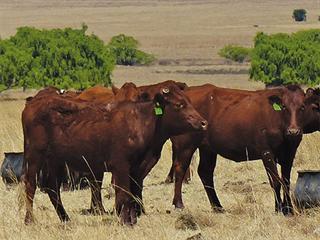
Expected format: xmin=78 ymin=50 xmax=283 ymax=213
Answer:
xmin=18 ymin=113 xmax=28 ymax=211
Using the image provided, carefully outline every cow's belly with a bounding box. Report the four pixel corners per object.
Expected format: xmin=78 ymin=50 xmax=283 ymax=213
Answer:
xmin=208 ymin=124 xmax=282 ymax=162
xmin=50 ymin=133 xmax=110 ymax=173
xmin=211 ymin=140 xmax=262 ymax=162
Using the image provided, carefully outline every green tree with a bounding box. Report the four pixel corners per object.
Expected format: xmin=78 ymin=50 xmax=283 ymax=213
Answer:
xmin=108 ymin=34 xmax=155 ymax=65
xmin=250 ymin=30 xmax=320 ymax=86
xmin=0 ymin=26 xmax=115 ymax=91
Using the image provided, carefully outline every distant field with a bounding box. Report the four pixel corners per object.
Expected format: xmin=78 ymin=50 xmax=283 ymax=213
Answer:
xmin=1 ymin=1 xmax=320 ymax=240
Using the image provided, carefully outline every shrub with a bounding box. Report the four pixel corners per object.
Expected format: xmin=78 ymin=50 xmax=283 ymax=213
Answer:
xmin=250 ymin=30 xmax=320 ymax=86
xmin=0 ymin=25 xmax=115 ymax=91
xmin=292 ymin=9 xmax=307 ymax=22
xmin=219 ymin=45 xmax=251 ymax=63
xmin=108 ymin=34 xmax=155 ymax=65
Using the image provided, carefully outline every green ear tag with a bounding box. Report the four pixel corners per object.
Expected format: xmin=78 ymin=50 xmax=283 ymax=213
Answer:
xmin=154 ymin=102 xmax=163 ymax=116
xmin=272 ymin=103 xmax=282 ymax=111
xmin=154 ymin=106 xmax=163 ymax=116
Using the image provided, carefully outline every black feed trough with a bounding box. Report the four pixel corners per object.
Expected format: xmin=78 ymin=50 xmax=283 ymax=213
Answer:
xmin=294 ymin=170 xmax=320 ymax=209
xmin=1 ymin=152 xmax=89 ymax=191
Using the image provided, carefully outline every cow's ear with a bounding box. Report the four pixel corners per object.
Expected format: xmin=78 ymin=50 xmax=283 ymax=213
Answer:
xmin=154 ymin=93 xmax=167 ymax=106
xmin=268 ymin=95 xmax=283 ymax=111
xmin=26 ymin=97 xmax=33 ymax=102
xmin=176 ymin=82 xmax=188 ymax=90
xmin=306 ymin=88 xmax=315 ymax=97
xmin=111 ymin=85 xmax=119 ymax=95
xmin=268 ymin=95 xmax=282 ymax=105
xmin=139 ymin=91 xmax=150 ymax=101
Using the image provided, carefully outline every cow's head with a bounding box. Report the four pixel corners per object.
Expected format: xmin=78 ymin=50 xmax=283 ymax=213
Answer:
xmin=114 ymin=80 xmax=189 ymax=103
xmin=268 ymin=85 xmax=305 ymax=138
xmin=152 ymin=85 xmax=207 ymax=135
xmin=302 ymin=88 xmax=320 ymax=133
xmin=114 ymin=82 xmax=140 ymax=102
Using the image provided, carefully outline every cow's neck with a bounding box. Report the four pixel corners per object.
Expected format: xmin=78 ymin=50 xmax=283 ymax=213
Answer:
xmin=134 ymin=102 xmax=169 ymax=179
xmin=135 ymin=102 xmax=168 ymax=155
xmin=147 ymin=103 xmax=168 ymax=152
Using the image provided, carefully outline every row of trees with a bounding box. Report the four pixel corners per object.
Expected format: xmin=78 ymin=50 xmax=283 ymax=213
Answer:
xmin=0 ymin=25 xmax=154 ymax=91
xmin=219 ymin=29 xmax=320 ymax=86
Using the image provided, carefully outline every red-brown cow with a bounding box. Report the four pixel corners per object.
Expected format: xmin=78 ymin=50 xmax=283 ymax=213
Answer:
xmin=71 ymin=80 xmax=189 ymax=214
xmin=22 ymin=84 xmax=207 ymax=225
xmin=169 ymin=84 xmax=306 ymax=215
xmin=303 ymin=88 xmax=320 ymax=133
xmin=166 ymin=87 xmax=320 ymax=184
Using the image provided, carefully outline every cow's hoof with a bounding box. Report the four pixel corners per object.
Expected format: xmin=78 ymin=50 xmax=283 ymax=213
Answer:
xmin=135 ymin=203 xmax=145 ymax=217
xmin=282 ymin=206 xmax=294 ymax=216
xmin=120 ymin=209 xmax=137 ymax=226
xmin=24 ymin=213 xmax=34 ymax=225
xmin=164 ymin=176 xmax=174 ymax=184
xmin=173 ymin=202 xmax=185 ymax=210
xmin=212 ymin=206 xmax=225 ymax=213
xmin=130 ymin=208 xmax=137 ymax=225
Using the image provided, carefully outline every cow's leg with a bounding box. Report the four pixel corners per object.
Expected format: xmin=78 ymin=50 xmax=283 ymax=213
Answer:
xmin=261 ymin=151 xmax=282 ymax=213
xmin=165 ymin=165 xmax=175 ymax=184
xmin=132 ymin=150 xmax=163 ymax=215
xmin=197 ymin=147 xmax=223 ymax=212
xmin=165 ymin=159 xmax=175 ymax=184
xmin=88 ymin=171 xmax=106 ymax=215
xmin=183 ymin=167 xmax=192 ymax=183
xmin=279 ymin=145 xmax=298 ymax=216
xmin=24 ymin=155 xmax=39 ymax=224
xmin=46 ymin=166 xmax=70 ymax=222
xmin=166 ymin=142 xmax=192 ymax=184
xmin=165 ymin=141 xmax=179 ymax=183
xmin=113 ymin=163 xmax=136 ymax=225
xmin=172 ymin=146 xmax=197 ymax=209
xmin=130 ymin=171 xmax=145 ymax=217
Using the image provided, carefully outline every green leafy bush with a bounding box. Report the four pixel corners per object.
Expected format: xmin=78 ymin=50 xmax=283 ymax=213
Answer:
xmin=0 ymin=25 xmax=115 ymax=90
xmin=108 ymin=34 xmax=155 ymax=65
xmin=250 ymin=30 xmax=320 ymax=86
xmin=219 ymin=45 xmax=251 ymax=63
xmin=292 ymin=9 xmax=307 ymax=22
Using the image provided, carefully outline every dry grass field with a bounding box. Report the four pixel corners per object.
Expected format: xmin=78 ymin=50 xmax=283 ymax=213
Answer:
xmin=1 ymin=0 xmax=320 ymax=239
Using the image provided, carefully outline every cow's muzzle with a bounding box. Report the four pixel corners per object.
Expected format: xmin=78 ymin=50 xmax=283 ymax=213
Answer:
xmin=286 ymin=128 xmax=302 ymax=137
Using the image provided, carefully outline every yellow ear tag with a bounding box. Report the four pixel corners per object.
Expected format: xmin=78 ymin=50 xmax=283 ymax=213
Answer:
xmin=272 ymin=103 xmax=282 ymax=111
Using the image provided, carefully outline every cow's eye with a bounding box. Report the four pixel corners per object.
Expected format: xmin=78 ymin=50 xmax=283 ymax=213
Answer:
xmin=175 ymin=103 xmax=184 ymax=109
xmin=300 ymin=106 xmax=305 ymax=111
xmin=282 ymin=106 xmax=286 ymax=110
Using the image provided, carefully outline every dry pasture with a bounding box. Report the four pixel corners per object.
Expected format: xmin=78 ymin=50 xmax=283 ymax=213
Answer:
xmin=1 ymin=1 xmax=320 ymax=239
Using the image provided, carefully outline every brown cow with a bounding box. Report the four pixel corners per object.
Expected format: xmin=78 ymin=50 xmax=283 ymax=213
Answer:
xmin=303 ymin=88 xmax=320 ymax=133
xmin=169 ymin=84 xmax=306 ymax=215
xmin=22 ymin=85 xmax=207 ymax=225
xmin=166 ymin=87 xmax=320 ymax=184
xmin=73 ymin=80 xmax=189 ymax=213
xmin=77 ymin=85 xmax=114 ymax=103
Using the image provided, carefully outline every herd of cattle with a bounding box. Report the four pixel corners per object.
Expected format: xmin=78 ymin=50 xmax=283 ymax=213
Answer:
xmin=1 ymin=80 xmax=320 ymax=226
